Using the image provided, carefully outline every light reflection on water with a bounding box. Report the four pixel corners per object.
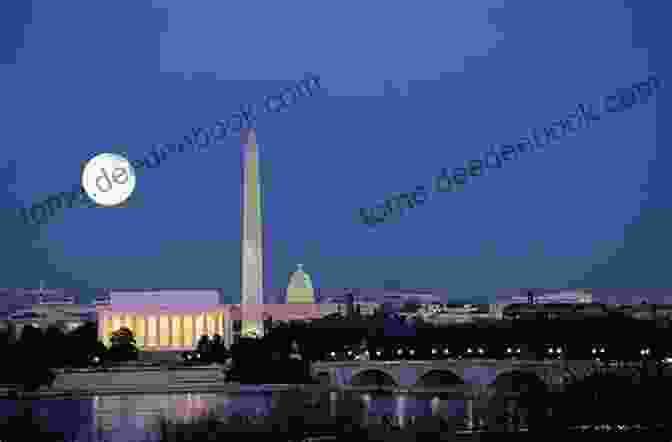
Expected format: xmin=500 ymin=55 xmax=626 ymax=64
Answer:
xmin=0 ymin=392 xmax=468 ymax=442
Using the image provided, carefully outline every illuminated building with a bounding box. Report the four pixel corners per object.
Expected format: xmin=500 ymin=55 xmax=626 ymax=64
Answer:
xmin=286 ymin=264 xmax=315 ymax=304
xmin=96 ymin=289 xmax=235 ymax=350
xmin=0 ymin=283 xmax=89 ymax=335
xmin=507 ymin=289 xmax=593 ymax=304
xmin=240 ymin=129 xmax=264 ymax=338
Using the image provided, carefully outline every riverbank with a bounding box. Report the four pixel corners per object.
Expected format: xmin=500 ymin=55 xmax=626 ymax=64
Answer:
xmin=0 ymin=381 xmax=507 ymax=400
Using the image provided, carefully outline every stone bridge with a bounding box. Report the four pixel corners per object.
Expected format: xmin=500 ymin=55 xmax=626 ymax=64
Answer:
xmin=312 ymin=359 xmax=600 ymax=393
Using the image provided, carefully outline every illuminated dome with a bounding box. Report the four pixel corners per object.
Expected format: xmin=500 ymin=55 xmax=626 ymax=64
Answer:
xmin=286 ymin=264 xmax=315 ymax=304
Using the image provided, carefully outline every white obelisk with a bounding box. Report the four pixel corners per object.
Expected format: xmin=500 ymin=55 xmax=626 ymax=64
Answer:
xmin=241 ymin=128 xmax=264 ymax=338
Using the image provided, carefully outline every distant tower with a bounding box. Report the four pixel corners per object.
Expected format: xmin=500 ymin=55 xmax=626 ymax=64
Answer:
xmin=240 ymin=129 xmax=264 ymax=338
xmin=286 ymin=264 xmax=315 ymax=304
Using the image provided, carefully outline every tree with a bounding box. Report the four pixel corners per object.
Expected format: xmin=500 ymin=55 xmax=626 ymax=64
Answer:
xmin=43 ymin=325 xmax=67 ymax=368
xmin=210 ymin=334 xmax=227 ymax=362
xmin=196 ymin=335 xmax=211 ymax=359
xmin=107 ymin=327 xmax=138 ymax=362
xmin=13 ymin=325 xmax=56 ymax=391
xmin=66 ymin=321 xmax=107 ymax=366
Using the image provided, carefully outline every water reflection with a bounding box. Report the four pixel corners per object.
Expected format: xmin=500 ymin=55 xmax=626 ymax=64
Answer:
xmin=358 ymin=392 xmax=465 ymax=429
xmin=1 ymin=391 xmax=470 ymax=442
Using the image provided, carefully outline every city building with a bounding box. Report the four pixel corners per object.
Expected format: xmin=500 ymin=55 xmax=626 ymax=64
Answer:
xmin=420 ymin=304 xmax=497 ymax=325
xmin=502 ymin=303 xmax=583 ymax=320
xmin=319 ymin=288 xmax=445 ymax=317
xmin=286 ymin=264 xmax=315 ymax=304
xmin=96 ymin=289 xmax=236 ymax=351
xmin=493 ymin=289 xmax=594 ymax=320
xmin=0 ymin=284 xmax=92 ymax=336
xmin=618 ymin=303 xmax=672 ymax=321
xmin=503 ymin=289 xmax=593 ymax=305
xmin=3 ymin=304 xmax=96 ymax=337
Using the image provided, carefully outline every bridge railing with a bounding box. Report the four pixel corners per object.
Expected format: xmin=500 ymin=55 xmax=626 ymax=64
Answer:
xmin=312 ymin=359 xmax=581 ymax=367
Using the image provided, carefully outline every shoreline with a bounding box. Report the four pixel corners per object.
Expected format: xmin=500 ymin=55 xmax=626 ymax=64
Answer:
xmin=0 ymin=382 xmax=513 ymax=400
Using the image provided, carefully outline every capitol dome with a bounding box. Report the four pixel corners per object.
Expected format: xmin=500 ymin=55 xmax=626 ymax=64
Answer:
xmin=286 ymin=264 xmax=315 ymax=304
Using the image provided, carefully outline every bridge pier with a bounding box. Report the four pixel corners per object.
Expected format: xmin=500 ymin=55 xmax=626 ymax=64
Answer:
xmin=466 ymin=398 xmax=474 ymax=430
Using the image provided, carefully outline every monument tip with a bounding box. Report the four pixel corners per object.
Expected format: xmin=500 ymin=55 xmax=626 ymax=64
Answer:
xmin=241 ymin=128 xmax=256 ymax=145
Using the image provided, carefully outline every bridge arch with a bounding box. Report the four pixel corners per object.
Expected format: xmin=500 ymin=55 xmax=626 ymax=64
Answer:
xmin=489 ymin=369 xmax=548 ymax=394
xmin=350 ymin=369 xmax=398 ymax=387
xmin=414 ymin=369 xmax=465 ymax=388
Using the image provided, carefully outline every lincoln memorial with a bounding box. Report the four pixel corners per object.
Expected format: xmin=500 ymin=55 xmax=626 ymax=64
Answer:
xmin=96 ymin=289 xmax=237 ymax=351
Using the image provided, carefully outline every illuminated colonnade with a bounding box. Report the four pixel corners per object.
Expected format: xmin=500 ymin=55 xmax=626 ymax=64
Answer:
xmin=97 ymin=308 xmax=234 ymax=351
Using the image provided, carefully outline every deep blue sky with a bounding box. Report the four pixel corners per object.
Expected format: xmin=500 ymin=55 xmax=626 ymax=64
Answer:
xmin=1 ymin=1 xmax=670 ymax=305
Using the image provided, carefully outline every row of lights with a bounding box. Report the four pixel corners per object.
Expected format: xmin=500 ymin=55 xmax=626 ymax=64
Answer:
xmin=325 ymin=346 xmax=667 ymax=360
xmin=327 ymin=347 xmax=527 ymax=359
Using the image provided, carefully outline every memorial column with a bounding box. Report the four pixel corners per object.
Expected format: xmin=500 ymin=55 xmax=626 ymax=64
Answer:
xmin=143 ymin=315 xmax=148 ymax=350
xmin=155 ymin=314 xmax=161 ymax=349
xmin=191 ymin=315 xmax=196 ymax=347
xmin=181 ymin=315 xmax=186 ymax=348
xmin=169 ymin=314 xmax=174 ymax=348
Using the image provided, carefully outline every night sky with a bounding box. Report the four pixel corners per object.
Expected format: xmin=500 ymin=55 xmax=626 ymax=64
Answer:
xmin=1 ymin=2 xmax=670 ymax=306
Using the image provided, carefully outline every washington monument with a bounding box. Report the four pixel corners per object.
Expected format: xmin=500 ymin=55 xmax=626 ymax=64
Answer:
xmin=240 ymin=128 xmax=264 ymax=337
